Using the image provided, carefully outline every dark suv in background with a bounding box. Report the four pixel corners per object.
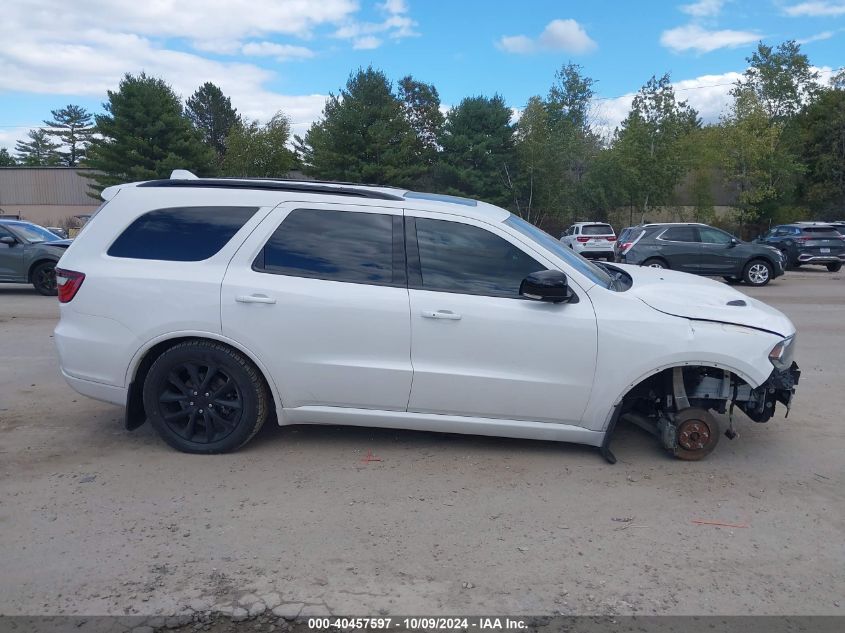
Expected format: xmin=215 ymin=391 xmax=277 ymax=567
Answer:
xmin=617 ymin=222 xmax=785 ymax=286
xmin=757 ymin=224 xmax=844 ymax=272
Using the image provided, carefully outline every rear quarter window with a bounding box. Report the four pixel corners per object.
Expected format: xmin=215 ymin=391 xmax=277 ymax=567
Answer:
xmin=107 ymin=207 xmax=258 ymax=261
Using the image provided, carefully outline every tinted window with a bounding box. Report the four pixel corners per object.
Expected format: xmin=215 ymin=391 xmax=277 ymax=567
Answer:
xmin=581 ymin=224 xmax=614 ymax=236
xmin=802 ymin=226 xmax=839 ymax=236
xmin=258 ymin=208 xmax=395 ymax=285
xmin=108 ymin=207 xmax=257 ymax=261
xmin=413 ymin=218 xmax=545 ymax=297
xmin=660 ymin=227 xmax=698 ymax=242
xmin=699 ymin=227 xmax=733 ymax=244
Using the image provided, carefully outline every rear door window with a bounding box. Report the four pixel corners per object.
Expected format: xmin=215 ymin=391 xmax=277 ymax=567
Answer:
xmin=108 ymin=206 xmax=258 ymax=261
xmin=581 ymin=224 xmax=614 ymax=236
xmin=254 ymin=208 xmax=401 ymax=286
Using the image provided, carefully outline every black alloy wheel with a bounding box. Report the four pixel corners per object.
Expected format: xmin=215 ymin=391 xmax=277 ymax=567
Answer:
xmin=143 ymin=340 xmax=269 ymax=453
xmin=32 ymin=261 xmax=58 ymax=296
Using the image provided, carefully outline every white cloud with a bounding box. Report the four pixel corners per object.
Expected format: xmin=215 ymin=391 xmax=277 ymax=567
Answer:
xmin=353 ymin=36 xmax=383 ymax=50
xmin=240 ymin=41 xmax=315 ymax=61
xmin=2 ymin=0 xmax=359 ymax=51
xmin=680 ymin=0 xmax=726 ymax=17
xmin=592 ymin=71 xmax=743 ymax=137
xmin=783 ymin=2 xmax=845 ymax=17
xmin=797 ymin=30 xmax=836 ymax=43
xmin=333 ymin=0 xmax=419 ymax=49
xmin=497 ymin=19 xmax=597 ymax=55
xmin=660 ymin=24 xmax=761 ymax=53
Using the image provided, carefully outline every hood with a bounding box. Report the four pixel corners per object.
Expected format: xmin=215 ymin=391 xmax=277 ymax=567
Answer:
xmin=40 ymin=239 xmax=72 ymax=250
xmin=610 ymin=264 xmax=795 ymax=337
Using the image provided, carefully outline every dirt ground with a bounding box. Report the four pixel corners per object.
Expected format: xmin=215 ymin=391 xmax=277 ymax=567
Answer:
xmin=1 ymin=270 xmax=843 ymax=622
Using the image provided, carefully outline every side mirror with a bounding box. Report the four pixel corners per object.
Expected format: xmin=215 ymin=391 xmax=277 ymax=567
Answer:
xmin=0 ymin=236 xmax=16 ymax=246
xmin=729 ymin=238 xmax=739 ymax=247
xmin=520 ymin=270 xmax=574 ymax=304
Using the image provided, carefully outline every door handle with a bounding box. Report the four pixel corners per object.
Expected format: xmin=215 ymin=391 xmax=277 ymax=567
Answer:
xmin=236 ymin=294 xmax=276 ymax=304
xmin=421 ymin=310 xmax=462 ymax=320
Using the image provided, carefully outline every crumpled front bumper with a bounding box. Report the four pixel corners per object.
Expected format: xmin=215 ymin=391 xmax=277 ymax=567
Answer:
xmin=738 ymin=361 xmax=800 ymax=422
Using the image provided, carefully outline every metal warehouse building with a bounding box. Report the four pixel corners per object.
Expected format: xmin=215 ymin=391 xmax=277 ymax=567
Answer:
xmin=0 ymin=167 xmax=100 ymax=227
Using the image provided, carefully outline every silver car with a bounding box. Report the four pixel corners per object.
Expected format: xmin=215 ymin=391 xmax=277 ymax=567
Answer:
xmin=0 ymin=220 xmax=72 ymax=295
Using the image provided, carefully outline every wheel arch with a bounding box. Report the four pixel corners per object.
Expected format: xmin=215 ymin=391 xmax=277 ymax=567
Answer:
xmin=27 ymin=256 xmax=59 ymax=282
xmin=124 ymin=332 xmax=284 ymax=430
xmin=599 ymin=360 xmax=757 ymax=433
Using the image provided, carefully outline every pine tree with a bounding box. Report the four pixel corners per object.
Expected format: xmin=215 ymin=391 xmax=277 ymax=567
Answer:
xmin=43 ymin=104 xmax=94 ymax=166
xmin=434 ymin=95 xmax=515 ymax=207
xmin=85 ymin=73 xmax=216 ymax=192
xmin=296 ymin=67 xmax=424 ymax=186
xmin=186 ymin=82 xmax=239 ymax=161
xmin=15 ymin=129 xmax=61 ymax=166
xmin=0 ymin=148 xmax=16 ymax=166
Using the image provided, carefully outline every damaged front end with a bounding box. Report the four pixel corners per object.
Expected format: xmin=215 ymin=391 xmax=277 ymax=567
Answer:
xmin=734 ymin=361 xmax=800 ymax=422
xmin=615 ymin=350 xmax=800 ymax=461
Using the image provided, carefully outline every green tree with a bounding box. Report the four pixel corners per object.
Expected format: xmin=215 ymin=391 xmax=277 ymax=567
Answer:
xmin=613 ymin=74 xmax=700 ymax=217
xmin=792 ymin=85 xmax=845 ymax=215
xmin=435 ymin=94 xmax=514 ymax=207
xmin=720 ymin=85 xmax=803 ymax=229
xmin=738 ymin=40 xmax=819 ymax=122
xmin=43 ymin=104 xmax=94 ymax=166
xmin=398 ymin=75 xmax=444 ymax=177
xmin=85 ymin=73 xmax=215 ymax=192
xmin=221 ymin=112 xmax=295 ymax=178
xmin=296 ymin=67 xmax=423 ymax=186
xmin=0 ymin=148 xmax=16 ymax=166
xmin=15 ymin=129 xmax=61 ymax=166
xmin=186 ymin=82 xmax=239 ymax=162
xmin=510 ymin=96 xmax=554 ymax=223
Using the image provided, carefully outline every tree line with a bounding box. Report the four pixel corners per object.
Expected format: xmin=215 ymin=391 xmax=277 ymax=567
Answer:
xmin=4 ymin=39 xmax=844 ymax=231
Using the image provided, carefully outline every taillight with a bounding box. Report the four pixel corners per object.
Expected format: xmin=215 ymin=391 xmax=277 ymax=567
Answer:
xmin=797 ymin=236 xmax=811 ymax=242
xmin=55 ymin=268 xmax=85 ymax=303
xmin=576 ymin=236 xmax=590 ymax=243
xmin=620 ymin=242 xmax=633 ymax=252
xmin=606 ymin=237 xmax=616 ymax=242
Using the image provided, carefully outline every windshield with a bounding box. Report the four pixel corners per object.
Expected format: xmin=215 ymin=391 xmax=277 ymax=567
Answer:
xmin=8 ymin=222 xmax=61 ymax=243
xmin=505 ymin=215 xmax=614 ymax=288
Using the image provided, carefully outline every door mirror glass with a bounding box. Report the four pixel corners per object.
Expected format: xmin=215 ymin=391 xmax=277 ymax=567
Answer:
xmin=0 ymin=236 xmax=16 ymax=246
xmin=519 ymin=270 xmax=573 ymax=303
xmin=729 ymin=238 xmax=739 ymax=247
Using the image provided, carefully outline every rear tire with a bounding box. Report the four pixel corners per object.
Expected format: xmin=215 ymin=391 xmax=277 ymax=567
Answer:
xmin=827 ymin=262 xmax=842 ymax=272
xmin=31 ymin=261 xmax=57 ymax=296
xmin=742 ymin=259 xmax=772 ymax=286
xmin=142 ymin=340 xmax=269 ymax=454
xmin=642 ymin=258 xmax=668 ymax=269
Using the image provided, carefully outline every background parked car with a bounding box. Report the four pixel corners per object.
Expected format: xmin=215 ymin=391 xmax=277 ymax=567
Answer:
xmin=757 ymin=223 xmax=844 ymax=271
xmin=0 ymin=220 xmax=72 ymax=295
xmin=46 ymin=226 xmax=69 ymax=239
xmin=617 ymin=222 xmax=784 ymax=286
xmin=560 ymin=222 xmax=616 ymax=261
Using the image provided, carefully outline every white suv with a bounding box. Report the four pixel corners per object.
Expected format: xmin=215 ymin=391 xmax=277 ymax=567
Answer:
xmin=561 ymin=222 xmax=617 ymax=261
xmin=54 ymin=173 xmax=800 ymax=461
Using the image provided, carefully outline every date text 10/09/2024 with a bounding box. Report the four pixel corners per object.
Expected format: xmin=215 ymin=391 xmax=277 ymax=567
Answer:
xmin=307 ymin=617 xmax=528 ymax=630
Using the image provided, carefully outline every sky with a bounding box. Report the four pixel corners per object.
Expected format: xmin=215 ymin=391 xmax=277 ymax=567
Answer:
xmin=1 ymin=0 xmax=844 ymax=152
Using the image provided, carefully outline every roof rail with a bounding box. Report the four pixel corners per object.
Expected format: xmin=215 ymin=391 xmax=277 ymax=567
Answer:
xmin=137 ymin=178 xmax=405 ymax=201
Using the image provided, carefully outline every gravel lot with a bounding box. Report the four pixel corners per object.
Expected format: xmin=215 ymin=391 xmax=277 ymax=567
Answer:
xmin=1 ymin=271 xmax=843 ymax=620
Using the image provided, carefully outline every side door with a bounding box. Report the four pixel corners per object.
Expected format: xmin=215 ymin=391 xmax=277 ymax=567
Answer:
xmin=698 ymin=226 xmax=742 ymax=275
xmin=0 ymin=226 xmax=25 ymax=281
xmin=221 ymin=202 xmax=412 ymax=412
xmin=405 ymin=213 xmax=598 ymax=425
xmin=560 ymin=226 xmax=573 ymax=247
xmin=655 ymin=226 xmax=700 ymax=272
